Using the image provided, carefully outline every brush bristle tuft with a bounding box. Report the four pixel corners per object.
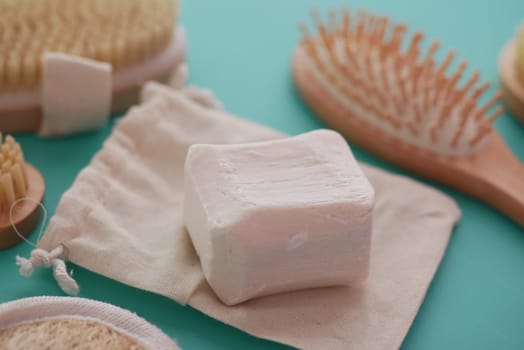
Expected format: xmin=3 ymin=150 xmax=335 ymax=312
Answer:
xmin=0 ymin=133 xmax=28 ymax=209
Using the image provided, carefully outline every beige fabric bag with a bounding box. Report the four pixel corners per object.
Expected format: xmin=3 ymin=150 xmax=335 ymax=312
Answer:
xmin=29 ymin=83 xmax=460 ymax=350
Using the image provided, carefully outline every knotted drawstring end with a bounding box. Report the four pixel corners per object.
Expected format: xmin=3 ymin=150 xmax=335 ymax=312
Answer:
xmin=15 ymin=245 xmax=79 ymax=296
xmin=11 ymin=198 xmax=78 ymax=295
xmin=16 ymin=256 xmax=36 ymax=277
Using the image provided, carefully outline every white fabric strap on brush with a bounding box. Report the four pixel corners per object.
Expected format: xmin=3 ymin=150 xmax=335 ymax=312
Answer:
xmin=39 ymin=53 xmax=112 ymax=138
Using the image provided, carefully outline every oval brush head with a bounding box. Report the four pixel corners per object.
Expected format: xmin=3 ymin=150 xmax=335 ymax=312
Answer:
xmin=293 ymin=8 xmax=524 ymax=228
xmin=296 ymin=8 xmax=503 ymax=157
xmin=0 ymin=134 xmax=44 ymax=249
xmin=499 ymin=21 xmax=524 ymax=124
xmin=0 ymin=0 xmax=186 ymax=133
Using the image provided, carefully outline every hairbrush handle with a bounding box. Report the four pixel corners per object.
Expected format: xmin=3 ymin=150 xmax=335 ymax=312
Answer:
xmin=488 ymin=172 xmax=524 ymax=228
xmin=448 ymin=133 xmax=524 ymax=228
xmin=472 ymin=143 xmax=524 ymax=227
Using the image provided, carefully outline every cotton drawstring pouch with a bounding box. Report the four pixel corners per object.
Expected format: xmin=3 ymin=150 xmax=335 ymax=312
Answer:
xmin=19 ymin=81 xmax=460 ymax=350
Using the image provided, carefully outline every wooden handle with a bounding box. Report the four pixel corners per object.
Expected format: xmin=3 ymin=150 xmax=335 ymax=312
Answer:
xmin=454 ymin=134 xmax=524 ymax=228
xmin=478 ymin=151 xmax=524 ymax=227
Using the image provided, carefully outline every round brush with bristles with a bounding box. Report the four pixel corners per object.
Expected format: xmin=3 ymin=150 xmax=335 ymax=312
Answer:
xmin=292 ymin=7 xmax=524 ymax=228
xmin=0 ymin=134 xmax=44 ymax=249
xmin=499 ymin=21 xmax=524 ymax=125
xmin=0 ymin=0 xmax=186 ymax=133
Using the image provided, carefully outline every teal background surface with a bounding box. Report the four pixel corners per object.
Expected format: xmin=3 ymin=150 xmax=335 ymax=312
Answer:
xmin=2 ymin=0 xmax=524 ymax=349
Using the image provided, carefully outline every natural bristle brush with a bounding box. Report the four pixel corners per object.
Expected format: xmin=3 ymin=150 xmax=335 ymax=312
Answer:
xmin=292 ymin=8 xmax=524 ymax=227
xmin=0 ymin=134 xmax=44 ymax=249
xmin=0 ymin=0 xmax=185 ymax=133
xmin=499 ymin=21 xmax=524 ymax=125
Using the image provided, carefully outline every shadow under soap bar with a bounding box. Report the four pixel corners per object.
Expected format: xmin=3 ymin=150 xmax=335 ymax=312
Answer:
xmin=183 ymin=129 xmax=375 ymax=306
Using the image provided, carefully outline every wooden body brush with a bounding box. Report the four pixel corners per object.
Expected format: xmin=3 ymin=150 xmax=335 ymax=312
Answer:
xmin=499 ymin=22 xmax=524 ymax=124
xmin=0 ymin=134 xmax=44 ymax=249
xmin=0 ymin=0 xmax=186 ymax=133
xmin=293 ymin=9 xmax=524 ymax=228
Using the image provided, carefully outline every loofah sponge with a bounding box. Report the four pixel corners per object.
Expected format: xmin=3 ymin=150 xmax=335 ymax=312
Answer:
xmin=0 ymin=319 xmax=145 ymax=350
xmin=0 ymin=297 xmax=180 ymax=350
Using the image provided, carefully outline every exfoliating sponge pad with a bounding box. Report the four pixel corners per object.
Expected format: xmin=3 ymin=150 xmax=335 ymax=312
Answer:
xmin=0 ymin=297 xmax=180 ymax=350
xmin=1 ymin=319 xmax=146 ymax=350
xmin=0 ymin=0 xmax=186 ymax=133
xmin=184 ymin=129 xmax=375 ymax=306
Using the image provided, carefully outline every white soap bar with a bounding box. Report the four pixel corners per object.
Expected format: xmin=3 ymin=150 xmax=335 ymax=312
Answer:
xmin=183 ymin=129 xmax=374 ymax=306
xmin=40 ymin=52 xmax=112 ymax=137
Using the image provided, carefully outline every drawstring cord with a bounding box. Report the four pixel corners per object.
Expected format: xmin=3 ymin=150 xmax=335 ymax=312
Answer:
xmin=11 ymin=197 xmax=79 ymax=296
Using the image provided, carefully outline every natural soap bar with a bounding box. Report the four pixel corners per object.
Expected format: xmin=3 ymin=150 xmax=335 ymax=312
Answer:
xmin=183 ymin=129 xmax=374 ymax=306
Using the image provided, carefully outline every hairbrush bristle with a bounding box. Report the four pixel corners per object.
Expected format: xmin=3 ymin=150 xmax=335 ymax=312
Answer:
xmin=299 ymin=8 xmax=503 ymax=156
xmin=0 ymin=134 xmax=28 ymax=209
xmin=0 ymin=0 xmax=177 ymax=92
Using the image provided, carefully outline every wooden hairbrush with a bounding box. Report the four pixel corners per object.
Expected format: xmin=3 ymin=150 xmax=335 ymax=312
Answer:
xmin=499 ymin=22 xmax=524 ymax=124
xmin=0 ymin=134 xmax=44 ymax=249
xmin=292 ymin=8 xmax=524 ymax=228
xmin=0 ymin=0 xmax=185 ymax=133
